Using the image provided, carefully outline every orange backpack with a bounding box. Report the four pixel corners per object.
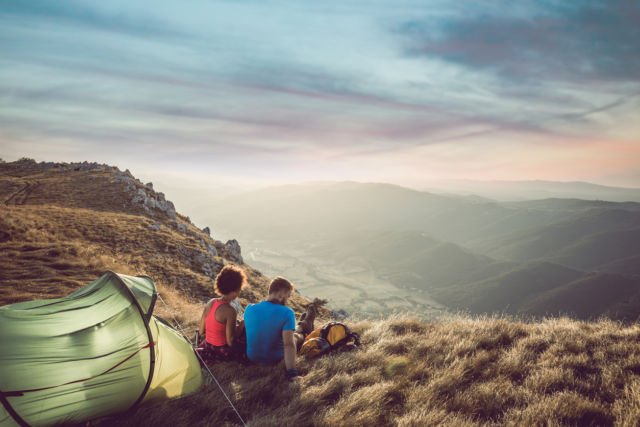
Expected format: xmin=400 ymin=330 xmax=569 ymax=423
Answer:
xmin=299 ymin=322 xmax=360 ymax=358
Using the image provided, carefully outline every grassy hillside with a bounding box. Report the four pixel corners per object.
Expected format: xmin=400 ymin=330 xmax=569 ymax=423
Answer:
xmin=434 ymin=262 xmax=640 ymax=321
xmin=600 ymin=254 xmax=640 ymax=276
xmin=434 ymin=262 xmax=583 ymax=313
xmin=550 ymin=229 xmax=640 ymax=271
xmin=484 ymin=209 xmax=640 ymax=263
xmin=521 ymin=273 xmax=640 ymax=320
xmin=103 ymin=315 xmax=640 ymax=426
xmin=0 ymin=159 xmax=315 ymax=327
xmin=3 ymin=159 xmax=640 ymax=426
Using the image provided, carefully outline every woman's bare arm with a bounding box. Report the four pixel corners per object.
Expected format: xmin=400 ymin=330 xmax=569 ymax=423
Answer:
xmin=199 ymin=300 xmax=212 ymax=336
xmin=225 ymin=307 xmax=238 ymax=346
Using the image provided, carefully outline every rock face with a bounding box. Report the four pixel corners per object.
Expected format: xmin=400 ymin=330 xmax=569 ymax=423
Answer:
xmin=224 ymin=239 xmax=243 ymax=264
xmin=201 ymin=240 xmax=218 ymax=257
xmin=202 ymin=226 xmax=211 ymax=236
xmin=117 ymin=172 xmax=177 ymax=220
xmin=178 ymin=244 xmax=224 ymax=278
xmin=331 ymin=309 xmax=349 ymax=320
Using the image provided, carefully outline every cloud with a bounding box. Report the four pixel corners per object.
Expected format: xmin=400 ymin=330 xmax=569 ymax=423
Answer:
xmin=396 ymin=1 xmax=640 ymax=84
xmin=0 ymin=0 xmax=186 ymax=40
xmin=1 ymin=0 xmax=638 ymax=186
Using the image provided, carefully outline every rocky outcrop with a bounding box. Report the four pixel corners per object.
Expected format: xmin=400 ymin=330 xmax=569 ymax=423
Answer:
xmin=224 ymin=239 xmax=243 ymax=264
xmin=113 ymin=171 xmax=178 ymax=220
xmin=200 ymin=239 xmax=218 ymax=257
xmin=1 ymin=158 xmax=247 ymax=268
xmin=177 ymin=244 xmax=224 ymax=278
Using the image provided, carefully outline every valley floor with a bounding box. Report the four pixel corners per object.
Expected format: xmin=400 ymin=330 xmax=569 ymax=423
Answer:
xmin=245 ymin=240 xmax=446 ymax=319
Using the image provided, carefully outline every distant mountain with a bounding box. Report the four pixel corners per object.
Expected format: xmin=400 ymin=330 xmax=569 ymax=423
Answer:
xmin=549 ymin=229 xmax=640 ymax=271
xmin=598 ymin=254 xmax=640 ymax=276
xmin=210 ymin=181 xmax=463 ymax=240
xmin=437 ymin=262 xmax=640 ymax=320
xmin=520 ymin=272 xmax=640 ymax=319
xmin=480 ymin=209 xmax=640 ymax=263
xmin=434 ymin=262 xmax=585 ymax=313
xmin=212 ymin=181 xmax=640 ymax=248
xmin=211 ymin=182 xmax=553 ymax=244
xmin=203 ymin=181 xmax=640 ymax=320
xmin=424 ymin=179 xmax=640 ymax=202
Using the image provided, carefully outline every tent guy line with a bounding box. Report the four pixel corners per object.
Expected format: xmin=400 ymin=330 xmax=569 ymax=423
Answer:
xmin=156 ymin=293 xmax=248 ymax=427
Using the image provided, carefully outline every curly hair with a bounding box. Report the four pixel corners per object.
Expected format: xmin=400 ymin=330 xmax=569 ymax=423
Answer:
xmin=214 ymin=265 xmax=246 ymax=295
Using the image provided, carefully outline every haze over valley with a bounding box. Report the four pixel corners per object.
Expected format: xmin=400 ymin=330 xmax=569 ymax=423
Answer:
xmin=201 ymin=181 xmax=640 ymax=320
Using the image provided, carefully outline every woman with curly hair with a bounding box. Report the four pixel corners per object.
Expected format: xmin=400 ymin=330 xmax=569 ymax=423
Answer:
xmin=197 ymin=265 xmax=247 ymax=363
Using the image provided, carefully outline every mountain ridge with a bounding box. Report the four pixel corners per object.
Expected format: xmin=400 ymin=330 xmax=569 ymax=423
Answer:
xmin=2 ymin=158 xmax=640 ymax=426
xmin=203 ymin=181 xmax=640 ymax=320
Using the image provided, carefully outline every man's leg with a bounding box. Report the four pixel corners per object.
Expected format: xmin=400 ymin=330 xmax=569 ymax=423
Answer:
xmin=294 ymin=304 xmax=317 ymax=350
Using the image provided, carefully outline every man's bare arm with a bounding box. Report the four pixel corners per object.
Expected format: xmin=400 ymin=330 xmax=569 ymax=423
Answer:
xmin=282 ymin=330 xmax=297 ymax=372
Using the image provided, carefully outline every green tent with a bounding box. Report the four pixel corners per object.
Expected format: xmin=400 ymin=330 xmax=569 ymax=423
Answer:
xmin=0 ymin=272 xmax=203 ymax=427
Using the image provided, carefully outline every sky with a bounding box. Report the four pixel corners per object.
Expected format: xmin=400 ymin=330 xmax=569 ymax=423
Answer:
xmin=1 ymin=0 xmax=639 ymax=191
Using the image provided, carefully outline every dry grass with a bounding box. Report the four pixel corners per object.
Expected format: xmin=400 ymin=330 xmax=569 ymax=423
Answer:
xmin=4 ymin=160 xmax=640 ymax=426
xmin=0 ymin=204 xmax=315 ymax=331
xmin=0 ymin=161 xmax=316 ymax=333
xmin=94 ymin=315 xmax=640 ymax=426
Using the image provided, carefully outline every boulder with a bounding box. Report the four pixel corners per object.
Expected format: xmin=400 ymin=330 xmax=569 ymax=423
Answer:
xmin=224 ymin=239 xmax=243 ymax=264
xmin=332 ymin=309 xmax=349 ymax=320
xmin=144 ymin=197 xmax=157 ymax=210
xmin=205 ymin=243 xmax=218 ymax=257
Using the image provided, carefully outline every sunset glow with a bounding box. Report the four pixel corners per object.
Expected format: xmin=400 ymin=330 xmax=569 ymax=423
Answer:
xmin=1 ymin=1 xmax=639 ymax=189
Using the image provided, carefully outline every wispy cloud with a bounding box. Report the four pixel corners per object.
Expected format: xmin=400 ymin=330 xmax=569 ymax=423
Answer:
xmin=1 ymin=0 xmax=638 ymax=187
xmin=396 ymin=2 xmax=640 ymax=84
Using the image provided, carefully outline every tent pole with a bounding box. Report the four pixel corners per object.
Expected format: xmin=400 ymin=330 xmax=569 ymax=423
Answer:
xmin=0 ymin=393 xmax=30 ymax=427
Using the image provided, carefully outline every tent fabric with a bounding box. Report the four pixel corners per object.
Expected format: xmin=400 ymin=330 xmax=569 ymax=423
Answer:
xmin=0 ymin=272 xmax=203 ymax=427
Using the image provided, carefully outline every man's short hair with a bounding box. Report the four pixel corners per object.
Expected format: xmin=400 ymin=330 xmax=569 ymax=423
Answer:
xmin=268 ymin=276 xmax=294 ymax=295
xmin=214 ymin=265 xmax=246 ymax=295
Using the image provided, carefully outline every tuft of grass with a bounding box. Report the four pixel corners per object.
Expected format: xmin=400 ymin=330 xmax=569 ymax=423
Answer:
xmin=384 ymin=356 xmax=410 ymax=378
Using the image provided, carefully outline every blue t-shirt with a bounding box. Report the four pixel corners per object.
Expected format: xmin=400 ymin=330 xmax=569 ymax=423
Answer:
xmin=244 ymin=301 xmax=296 ymax=364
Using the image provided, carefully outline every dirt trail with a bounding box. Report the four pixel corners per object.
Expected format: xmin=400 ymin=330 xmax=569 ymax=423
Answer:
xmin=4 ymin=181 xmax=37 ymax=205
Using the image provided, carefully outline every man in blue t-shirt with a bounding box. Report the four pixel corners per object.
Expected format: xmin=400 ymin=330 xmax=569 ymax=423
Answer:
xmin=244 ymin=276 xmax=314 ymax=379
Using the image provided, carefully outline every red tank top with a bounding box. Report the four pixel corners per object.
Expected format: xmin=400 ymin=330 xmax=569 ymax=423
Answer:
xmin=205 ymin=299 xmax=229 ymax=346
